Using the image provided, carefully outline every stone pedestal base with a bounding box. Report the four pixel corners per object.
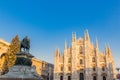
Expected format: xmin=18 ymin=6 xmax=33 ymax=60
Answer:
xmin=0 ymin=66 xmax=40 ymax=80
xmin=0 ymin=78 xmax=40 ymax=80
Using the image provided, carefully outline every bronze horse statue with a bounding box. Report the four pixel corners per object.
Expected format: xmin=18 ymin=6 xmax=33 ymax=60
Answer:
xmin=20 ymin=36 xmax=30 ymax=53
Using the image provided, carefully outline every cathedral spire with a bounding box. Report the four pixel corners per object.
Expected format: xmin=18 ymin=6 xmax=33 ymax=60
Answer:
xmin=104 ymin=43 xmax=107 ymax=53
xmin=84 ymin=29 xmax=90 ymax=41
xmin=104 ymin=43 xmax=108 ymax=56
xmin=64 ymin=40 xmax=67 ymax=50
xmin=107 ymin=43 xmax=112 ymax=56
xmin=96 ymin=38 xmax=99 ymax=49
xmin=72 ymin=32 xmax=76 ymax=42
xmin=108 ymin=43 xmax=111 ymax=51
xmin=55 ymin=48 xmax=60 ymax=57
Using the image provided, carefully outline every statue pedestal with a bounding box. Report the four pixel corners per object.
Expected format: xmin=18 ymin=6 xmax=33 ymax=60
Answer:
xmin=16 ymin=52 xmax=34 ymax=58
xmin=0 ymin=65 xmax=40 ymax=80
xmin=15 ymin=52 xmax=34 ymax=66
xmin=0 ymin=52 xmax=41 ymax=80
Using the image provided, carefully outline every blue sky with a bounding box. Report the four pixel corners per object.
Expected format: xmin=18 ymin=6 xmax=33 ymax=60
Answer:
xmin=0 ymin=0 xmax=120 ymax=67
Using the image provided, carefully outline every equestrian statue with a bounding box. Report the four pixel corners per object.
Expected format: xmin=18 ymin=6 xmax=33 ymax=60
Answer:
xmin=20 ymin=36 xmax=30 ymax=53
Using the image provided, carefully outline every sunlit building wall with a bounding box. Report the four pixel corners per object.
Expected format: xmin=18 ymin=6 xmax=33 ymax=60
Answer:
xmin=54 ymin=30 xmax=116 ymax=80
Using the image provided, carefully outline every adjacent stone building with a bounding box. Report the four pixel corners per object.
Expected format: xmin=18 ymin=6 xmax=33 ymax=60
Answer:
xmin=0 ymin=39 xmax=10 ymax=73
xmin=54 ymin=30 xmax=116 ymax=80
xmin=0 ymin=39 xmax=10 ymax=54
xmin=32 ymin=58 xmax=54 ymax=80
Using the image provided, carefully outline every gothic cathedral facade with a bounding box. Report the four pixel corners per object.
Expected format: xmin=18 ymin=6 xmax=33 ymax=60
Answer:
xmin=54 ymin=30 xmax=116 ymax=80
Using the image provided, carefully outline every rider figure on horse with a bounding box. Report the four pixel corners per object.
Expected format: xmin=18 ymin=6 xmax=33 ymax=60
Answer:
xmin=20 ymin=36 xmax=30 ymax=53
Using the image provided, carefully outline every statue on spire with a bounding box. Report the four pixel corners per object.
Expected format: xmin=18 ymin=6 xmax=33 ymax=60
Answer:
xmin=55 ymin=48 xmax=60 ymax=57
xmin=95 ymin=38 xmax=99 ymax=50
xmin=84 ymin=29 xmax=90 ymax=41
xmin=72 ymin=32 xmax=76 ymax=42
xmin=64 ymin=40 xmax=67 ymax=50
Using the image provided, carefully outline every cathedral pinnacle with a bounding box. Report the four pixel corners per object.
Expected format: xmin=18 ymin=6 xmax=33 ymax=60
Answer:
xmin=107 ymin=43 xmax=112 ymax=56
xmin=104 ymin=43 xmax=112 ymax=56
xmin=108 ymin=43 xmax=111 ymax=51
xmin=55 ymin=48 xmax=60 ymax=57
xmin=64 ymin=40 xmax=67 ymax=50
xmin=72 ymin=32 xmax=76 ymax=42
xmin=96 ymin=38 xmax=99 ymax=49
xmin=84 ymin=29 xmax=90 ymax=41
xmin=104 ymin=43 xmax=107 ymax=54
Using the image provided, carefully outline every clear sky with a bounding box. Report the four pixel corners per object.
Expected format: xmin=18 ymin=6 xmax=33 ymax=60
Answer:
xmin=0 ymin=0 xmax=120 ymax=67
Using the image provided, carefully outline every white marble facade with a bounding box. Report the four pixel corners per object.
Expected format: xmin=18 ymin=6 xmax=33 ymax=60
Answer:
xmin=54 ymin=30 xmax=116 ymax=80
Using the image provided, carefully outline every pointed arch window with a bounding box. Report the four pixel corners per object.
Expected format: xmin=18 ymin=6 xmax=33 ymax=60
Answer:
xmin=68 ymin=66 xmax=71 ymax=71
xmin=103 ymin=76 xmax=106 ymax=80
xmin=79 ymin=73 xmax=84 ymax=80
xmin=93 ymin=67 xmax=96 ymax=71
xmin=92 ymin=57 xmax=95 ymax=62
xmin=80 ymin=59 xmax=83 ymax=64
xmin=102 ymin=66 xmax=105 ymax=71
xmin=60 ymin=66 xmax=63 ymax=71
xmin=93 ymin=76 xmax=97 ymax=80
xmin=68 ymin=58 xmax=71 ymax=63
xmin=68 ymin=76 xmax=71 ymax=80
xmin=60 ymin=76 xmax=63 ymax=80
xmin=79 ymin=46 xmax=83 ymax=54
